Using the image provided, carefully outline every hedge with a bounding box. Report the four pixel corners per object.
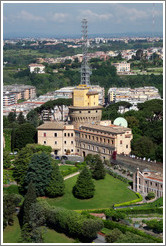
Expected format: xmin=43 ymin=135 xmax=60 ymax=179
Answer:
xmin=114 ymin=192 xmax=143 ymax=207
xmin=116 ymin=207 xmax=163 ymax=215
xmin=38 ymin=200 xmax=104 ymax=242
xmin=103 ymin=220 xmax=162 ymax=243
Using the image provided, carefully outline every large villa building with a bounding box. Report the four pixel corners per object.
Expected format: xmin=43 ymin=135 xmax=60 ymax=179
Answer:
xmin=37 ymin=84 xmax=132 ymax=160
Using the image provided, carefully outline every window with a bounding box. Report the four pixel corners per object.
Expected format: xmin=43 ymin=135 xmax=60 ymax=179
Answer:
xmin=150 ymin=182 xmax=152 ymax=185
xmin=96 ymin=147 xmax=98 ymax=151
xmin=64 ymin=149 xmax=66 ymax=152
xmin=79 ymin=111 xmax=81 ymax=113
xmin=44 ymin=141 xmax=46 ymax=144
xmin=156 ymin=183 xmax=158 ymax=186
xmin=88 ymin=111 xmax=90 ymax=113
xmin=85 ymin=135 xmax=87 ymax=138
xmin=89 ymin=135 xmax=90 ymax=139
xmin=88 ymin=145 xmax=90 ymax=149
xmin=96 ymin=110 xmax=98 ymax=113
xmin=92 ymin=146 xmax=94 ymax=150
xmin=92 ymin=136 xmax=94 ymax=140
xmin=100 ymin=138 xmax=102 ymax=142
xmin=55 ymin=141 xmax=57 ymax=144
xmin=71 ymin=149 xmax=73 ymax=152
xmin=96 ymin=137 xmax=98 ymax=141
xmin=126 ymin=145 xmax=128 ymax=148
xmin=104 ymin=138 xmax=105 ymax=143
xmin=64 ymin=141 xmax=66 ymax=144
xmin=54 ymin=133 xmax=57 ymax=137
xmin=112 ymin=140 xmax=114 ymax=144
xmin=44 ymin=132 xmax=46 ymax=137
xmin=71 ymin=141 xmax=73 ymax=144
xmin=108 ymin=139 xmax=110 ymax=144
xmin=77 ymin=149 xmax=79 ymax=152
xmin=103 ymin=149 xmax=105 ymax=153
xmin=64 ymin=133 xmax=66 ymax=137
xmin=71 ymin=133 xmax=73 ymax=137
xmin=68 ymin=133 xmax=70 ymax=137
xmin=120 ymin=140 xmax=122 ymax=144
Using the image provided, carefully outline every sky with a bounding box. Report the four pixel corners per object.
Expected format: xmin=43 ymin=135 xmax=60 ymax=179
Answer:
xmin=3 ymin=2 xmax=164 ymax=38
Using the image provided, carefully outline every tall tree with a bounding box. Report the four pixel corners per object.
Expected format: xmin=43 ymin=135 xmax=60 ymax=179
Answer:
xmin=73 ymin=167 xmax=95 ymax=199
xmin=24 ymin=152 xmax=52 ymax=196
xmin=46 ymin=163 xmax=65 ymax=197
xmin=92 ymin=156 xmax=106 ymax=180
xmin=8 ymin=111 xmax=16 ymax=123
xmin=23 ymin=181 xmax=37 ymax=225
xmin=17 ymin=112 xmax=26 ymax=124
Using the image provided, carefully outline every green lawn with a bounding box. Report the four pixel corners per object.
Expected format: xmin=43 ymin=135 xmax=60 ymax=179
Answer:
xmin=43 ymin=227 xmax=75 ymax=243
xmin=3 ymin=216 xmax=21 ymax=243
xmin=41 ymin=174 xmax=137 ymax=210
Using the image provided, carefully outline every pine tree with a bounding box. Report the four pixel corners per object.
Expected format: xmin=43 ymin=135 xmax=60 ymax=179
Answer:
xmin=23 ymin=181 xmax=37 ymax=225
xmin=92 ymin=157 xmax=106 ymax=180
xmin=24 ymin=152 xmax=52 ymax=196
xmin=73 ymin=167 xmax=95 ymax=199
xmin=46 ymin=163 xmax=65 ymax=197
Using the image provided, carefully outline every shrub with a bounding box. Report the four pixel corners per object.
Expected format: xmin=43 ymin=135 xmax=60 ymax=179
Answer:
xmin=105 ymin=228 xmax=123 ymax=243
xmin=106 ymin=169 xmax=130 ymax=184
xmin=145 ymin=219 xmax=163 ymax=233
xmin=146 ymin=192 xmax=155 ymax=200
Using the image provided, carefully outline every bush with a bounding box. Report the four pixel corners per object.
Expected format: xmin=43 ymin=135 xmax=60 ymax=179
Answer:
xmin=106 ymin=169 xmax=130 ymax=184
xmin=105 ymin=228 xmax=123 ymax=243
xmin=103 ymin=220 xmax=162 ymax=243
xmin=145 ymin=219 xmax=163 ymax=233
xmin=146 ymin=192 xmax=155 ymax=200
xmin=4 ymin=185 xmax=19 ymax=195
xmin=42 ymin=202 xmax=104 ymax=242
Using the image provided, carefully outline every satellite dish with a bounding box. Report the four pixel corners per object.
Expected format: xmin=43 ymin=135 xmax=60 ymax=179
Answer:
xmin=113 ymin=117 xmax=128 ymax=128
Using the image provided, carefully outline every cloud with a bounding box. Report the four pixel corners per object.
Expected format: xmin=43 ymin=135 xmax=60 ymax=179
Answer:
xmin=10 ymin=10 xmax=46 ymax=22
xmin=3 ymin=15 xmax=7 ymax=21
xmin=49 ymin=12 xmax=70 ymax=23
xmin=78 ymin=9 xmax=113 ymax=22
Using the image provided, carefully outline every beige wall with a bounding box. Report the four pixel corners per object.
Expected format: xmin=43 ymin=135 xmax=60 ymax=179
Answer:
xmin=38 ymin=128 xmax=75 ymax=155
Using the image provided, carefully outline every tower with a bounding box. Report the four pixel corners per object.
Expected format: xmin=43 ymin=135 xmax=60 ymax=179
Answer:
xmin=69 ymin=19 xmax=103 ymax=128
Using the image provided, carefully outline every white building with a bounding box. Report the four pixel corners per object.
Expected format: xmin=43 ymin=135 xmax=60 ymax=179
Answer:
xmin=112 ymin=62 xmax=130 ymax=73
xmin=29 ymin=64 xmax=45 ymax=73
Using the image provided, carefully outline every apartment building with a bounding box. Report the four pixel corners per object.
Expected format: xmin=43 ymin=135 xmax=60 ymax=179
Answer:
xmin=37 ymin=122 xmax=75 ymax=156
xmin=133 ymin=168 xmax=163 ymax=198
xmin=108 ymin=86 xmax=161 ymax=104
xmin=75 ymin=122 xmax=132 ymax=160
xmin=112 ymin=62 xmax=130 ymax=73
xmin=3 ymin=85 xmax=36 ymax=106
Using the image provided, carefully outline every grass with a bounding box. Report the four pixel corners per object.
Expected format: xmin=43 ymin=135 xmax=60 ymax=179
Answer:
xmin=3 ymin=216 xmax=21 ymax=243
xmin=41 ymin=174 xmax=138 ymax=210
xmin=42 ymin=227 xmax=75 ymax=243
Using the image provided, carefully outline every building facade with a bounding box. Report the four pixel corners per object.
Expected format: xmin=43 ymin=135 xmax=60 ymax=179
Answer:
xmin=112 ymin=62 xmax=130 ymax=73
xmin=37 ymin=122 xmax=75 ymax=156
xmin=75 ymin=122 xmax=132 ymax=160
xmin=29 ymin=63 xmax=45 ymax=73
xmin=133 ymin=168 xmax=163 ymax=198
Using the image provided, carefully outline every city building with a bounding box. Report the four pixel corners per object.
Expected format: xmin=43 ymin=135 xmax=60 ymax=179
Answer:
xmin=133 ymin=168 xmax=163 ymax=198
xmin=112 ymin=62 xmax=130 ymax=73
xmin=108 ymin=86 xmax=161 ymax=104
xmin=37 ymin=122 xmax=75 ymax=156
xmin=3 ymin=85 xmax=36 ymax=106
xmin=69 ymin=84 xmax=103 ymax=128
xmin=75 ymin=122 xmax=132 ymax=159
xmin=29 ymin=63 xmax=45 ymax=73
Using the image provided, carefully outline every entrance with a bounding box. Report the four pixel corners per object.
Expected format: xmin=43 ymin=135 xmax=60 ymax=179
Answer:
xmin=83 ymin=151 xmax=86 ymax=157
xmin=54 ymin=150 xmax=58 ymax=155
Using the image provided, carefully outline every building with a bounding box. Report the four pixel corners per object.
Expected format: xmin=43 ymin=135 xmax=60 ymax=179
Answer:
xmin=3 ymin=85 xmax=36 ymax=106
xmin=29 ymin=63 xmax=45 ymax=73
xmin=133 ymin=168 xmax=163 ymax=198
xmin=108 ymin=86 xmax=161 ymax=104
xmin=75 ymin=122 xmax=132 ymax=159
xmin=112 ymin=62 xmax=130 ymax=73
xmin=69 ymin=84 xmax=103 ymax=128
xmin=37 ymin=122 xmax=75 ymax=156
xmin=54 ymin=85 xmax=105 ymax=105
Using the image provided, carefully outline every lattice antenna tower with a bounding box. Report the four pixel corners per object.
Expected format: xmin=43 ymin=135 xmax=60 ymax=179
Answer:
xmin=81 ymin=19 xmax=91 ymax=85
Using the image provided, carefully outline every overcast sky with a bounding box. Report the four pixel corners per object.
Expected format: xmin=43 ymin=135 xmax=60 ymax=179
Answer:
xmin=3 ymin=2 xmax=163 ymax=38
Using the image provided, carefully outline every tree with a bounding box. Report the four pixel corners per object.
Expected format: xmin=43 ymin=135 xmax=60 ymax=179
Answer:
xmin=46 ymin=163 xmax=65 ymax=197
xmin=132 ymin=136 xmax=155 ymax=159
xmin=22 ymin=181 xmax=37 ymax=225
xmin=3 ymin=151 xmax=11 ymax=169
xmin=26 ymin=110 xmax=39 ymax=127
xmin=17 ymin=112 xmax=26 ymax=124
xmin=92 ymin=156 xmax=106 ymax=180
xmin=24 ymin=152 xmax=52 ymax=196
xmin=13 ymin=144 xmax=52 ymax=191
xmin=14 ymin=123 xmax=36 ymax=150
xmin=105 ymin=228 xmax=123 ymax=243
xmin=136 ymin=49 xmax=143 ymax=60
xmin=8 ymin=111 xmax=16 ymax=123
xmin=73 ymin=166 xmax=95 ymax=199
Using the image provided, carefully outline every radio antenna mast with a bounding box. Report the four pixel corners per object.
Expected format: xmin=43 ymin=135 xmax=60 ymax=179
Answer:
xmin=81 ymin=19 xmax=91 ymax=85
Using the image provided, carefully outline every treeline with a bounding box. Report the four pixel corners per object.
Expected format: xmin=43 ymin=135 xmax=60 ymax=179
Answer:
xmin=102 ymin=99 xmax=163 ymax=162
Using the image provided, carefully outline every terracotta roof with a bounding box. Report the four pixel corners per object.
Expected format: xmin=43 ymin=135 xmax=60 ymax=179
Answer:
xmin=86 ymin=91 xmax=98 ymax=95
xmin=29 ymin=63 xmax=45 ymax=67
xmin=37 ymin=122 xmax=65 ymax=130
xmin=80 ymin=123 xmax=131 ymax=134
xmin=144 ymin=172 xmax=163 ymax=182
